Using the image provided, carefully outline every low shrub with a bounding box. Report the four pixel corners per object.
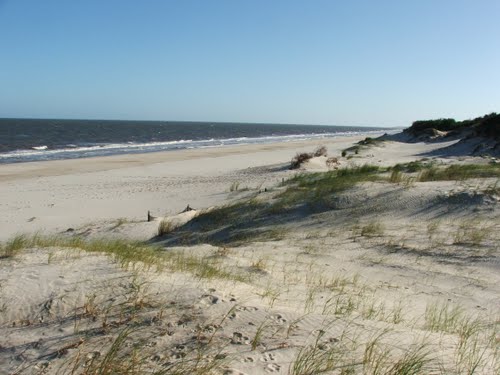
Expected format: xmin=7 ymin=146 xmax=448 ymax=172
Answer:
xmin=291 ymin=152 xmax=313 ymax=169
xmin=313 ymin=145 xmax=328 ymax=157
xmin=326 ymin=157 xmax=339 ymax=169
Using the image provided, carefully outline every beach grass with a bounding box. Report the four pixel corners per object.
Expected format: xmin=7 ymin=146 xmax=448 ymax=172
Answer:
xmin=155 ymin=162 xmax=500 ymax=248
xmin=0 ymin=233 xmax=250 ymax=283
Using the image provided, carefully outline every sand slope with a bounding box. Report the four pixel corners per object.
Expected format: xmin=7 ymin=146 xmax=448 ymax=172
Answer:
xmin=1 ymin=137 xmax=499 ymax=374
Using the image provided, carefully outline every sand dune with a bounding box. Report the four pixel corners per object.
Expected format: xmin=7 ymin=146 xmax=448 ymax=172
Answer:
xmin=1 ymin=136 xmax=499 ymax=374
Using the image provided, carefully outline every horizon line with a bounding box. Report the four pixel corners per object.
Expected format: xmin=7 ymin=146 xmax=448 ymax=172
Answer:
xmin=0 ymin=116 xmax=401 ymax=129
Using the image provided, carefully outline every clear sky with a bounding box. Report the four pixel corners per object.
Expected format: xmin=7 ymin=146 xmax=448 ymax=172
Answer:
xmin=0 ymin=0 xmax=499 ymax=127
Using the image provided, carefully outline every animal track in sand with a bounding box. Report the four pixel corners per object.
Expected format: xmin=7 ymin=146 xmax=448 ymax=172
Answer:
xmin=231 ymin=332 xmax=250 ymax=345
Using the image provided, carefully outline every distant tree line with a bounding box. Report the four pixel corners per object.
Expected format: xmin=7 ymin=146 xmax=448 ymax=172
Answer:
xmin=406 ymin=112 xmax=499 ymax=139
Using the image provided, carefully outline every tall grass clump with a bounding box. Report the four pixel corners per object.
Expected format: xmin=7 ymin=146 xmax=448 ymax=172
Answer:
xmin=424 ymin=302 xmax=465 ymax=333
xmin=289 ymin=330 xmax=348 ymax=375
xmin=389 ymin=169 xmax=404 ymax=183
xmin=229 ymin=181 xmax=240 ymax=192
xmin=0 ymin=234 xmax=30 ymax=258
xmin=157 ymin=219 xmax=175 ymax=236
xmin=364 ymin=337 xmax=433 ymax=375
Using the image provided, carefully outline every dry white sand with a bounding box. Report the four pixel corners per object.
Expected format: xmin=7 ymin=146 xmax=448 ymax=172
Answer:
xmin=1 ymin=136 xmax=499 ymax=374
xmin=0 ymin=136 xmax=375 ymax=242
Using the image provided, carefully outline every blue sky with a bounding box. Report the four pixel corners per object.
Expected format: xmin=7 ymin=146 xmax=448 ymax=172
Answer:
xmin=0 ymin=0 xmax=499 ymax=127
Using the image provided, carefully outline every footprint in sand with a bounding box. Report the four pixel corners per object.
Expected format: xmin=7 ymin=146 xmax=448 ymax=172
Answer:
xmin=269 ymin=313 xmax=287 ymax=324
xmin=26 ymin=271 xmax=39 ymax=280
xmin=231 ymin=332 xmax=250 ymax=345
xmin=236 ymin=306 xmax=259 ymax=312
xmin=260 ymin=352 xmax=276 ymax=362
xmin=243 ymin=357 xmax=255 ymax=363
xmin=265 ymin=363 xmax=281 ymax=373
xmin=223 ymin=369 xmax=248 ymax=375
xmin=200 ymin=294 xmax=220 ymax=305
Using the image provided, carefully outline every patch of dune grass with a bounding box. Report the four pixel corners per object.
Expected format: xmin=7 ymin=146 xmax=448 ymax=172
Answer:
xmin=392 ymin=160 xmax=432 ymax=173
xmin=72 ymin=326 xmax=228 ymax=375
xmin=154 ymin=162 xmax=498 ymax=247
xmin=193 ymin=199 xmax=261 ymax=229
xmin=0 ymin=234 xmax=248 ymax=282
xmin=160 ymin=165 xmax=385 ymax=245
xmin=418 ymin=163 xmax=500 ymax=182
xmin=183 ymin=165 xmax=382 ymax=229
xmin=360 ymin=221 xmax=385 ymax=237
xmin=0 ymin=233 xmax=163 ymax=269
xmin=163 ymin=250 xmax=250 ymax=282
xmin=0 ymin=234 xmax=29 ymax=258
xmin=273 ymin=164 xmax=382 ymax=210
xmin=158 ymin=219 xmax=175 ymax=236
xmin=289 ymin=329 xmax=349 ymax=375
xmin=424 ymin=302 xmax=465 ymax=333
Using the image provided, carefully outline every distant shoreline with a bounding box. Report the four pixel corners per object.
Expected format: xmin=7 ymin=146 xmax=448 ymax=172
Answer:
xmin=0 ymin=135 xmax=374 ymax=182
xmin=0 ymin=130 xmax=391 ymax=165
xmin=0 ymin=118 xmax=391 ymax=164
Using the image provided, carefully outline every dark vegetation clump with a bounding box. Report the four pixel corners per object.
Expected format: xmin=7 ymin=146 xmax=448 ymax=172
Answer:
xmin=407 ymin=118 xmax=460 ymax=134
xmin=313 ymin=145 xmax=328 ymax=157
xmin=471 ymin=113 xmax=500 ymax=139
xmin=357 ymin=137 xmax=382 ymax=146
xmin=341 ymin=137 xmax=383 ymax=157
xmin=291 ymin=152 xmax=313 ymax=169
xmin=405 ymin=112 xmax=500 ymax=139
xmin=290 ymin=146 xmax=328 ymax=169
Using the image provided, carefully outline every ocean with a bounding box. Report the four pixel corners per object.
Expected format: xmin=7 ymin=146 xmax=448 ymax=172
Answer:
xmin=0 ymin=118 xmax=390 ymax=164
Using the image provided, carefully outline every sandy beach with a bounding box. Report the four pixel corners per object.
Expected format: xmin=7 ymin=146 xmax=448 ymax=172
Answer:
xmin=1 ymin=135 xmax=499 ymax=374
xmin=0 ymin=136 xmax=376 ymax=241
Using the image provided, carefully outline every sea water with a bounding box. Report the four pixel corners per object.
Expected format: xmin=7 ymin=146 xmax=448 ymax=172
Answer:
xmin=0 ymin=119 xmax=391 ymax=164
